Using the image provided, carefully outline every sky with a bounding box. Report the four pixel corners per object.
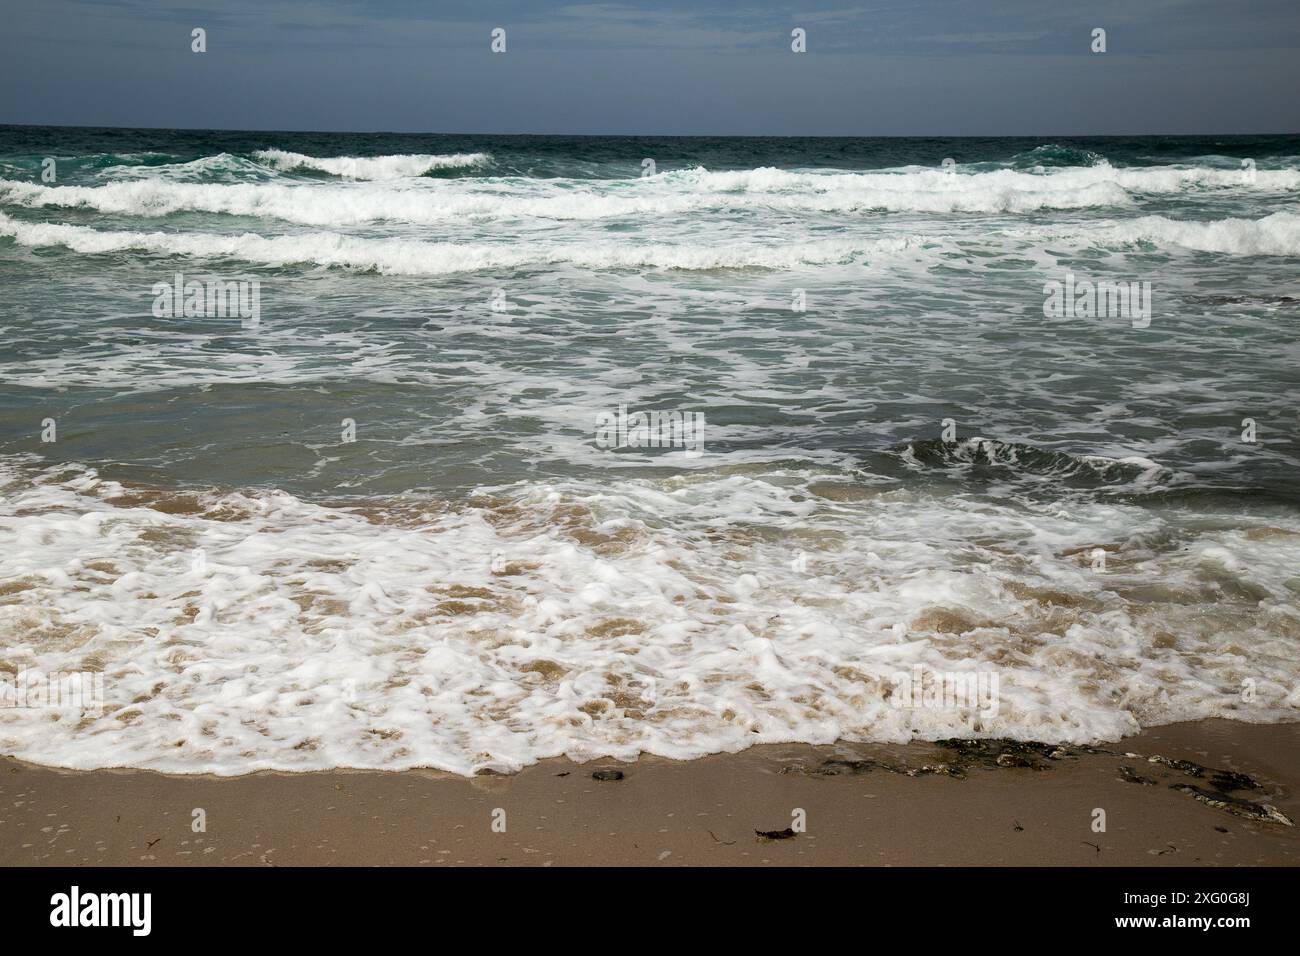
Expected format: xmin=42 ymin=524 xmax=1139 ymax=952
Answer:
xmin=1 ymin=0 xmax=1298 ymax=135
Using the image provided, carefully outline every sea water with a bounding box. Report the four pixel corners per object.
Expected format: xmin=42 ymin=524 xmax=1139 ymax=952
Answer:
xmin=0 ymin=128 xmax=1297 ymax=774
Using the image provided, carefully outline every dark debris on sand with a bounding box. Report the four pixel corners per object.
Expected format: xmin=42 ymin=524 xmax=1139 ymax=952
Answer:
xmin=1170 ymin=785 xmax=1293 ymax=826
xmin=783 ymin=738 xmax=1294 ymax=827
xmin=1119 ymin=765 xmax=1158 ymax=786
xmin=804 ymin=738 xmax=1079 ymax=779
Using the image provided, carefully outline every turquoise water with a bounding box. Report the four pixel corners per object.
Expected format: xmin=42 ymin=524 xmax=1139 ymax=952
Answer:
xmin=0 ymin=127 xmax=1297 ymax=774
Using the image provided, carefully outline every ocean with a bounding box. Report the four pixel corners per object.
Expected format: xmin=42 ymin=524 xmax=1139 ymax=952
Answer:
xmin=0 ymin=126 xmax=1298 ymax=775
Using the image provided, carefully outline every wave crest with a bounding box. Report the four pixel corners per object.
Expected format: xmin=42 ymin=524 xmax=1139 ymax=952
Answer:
xmin=1010 ymin=144 xmax=1110 ymax=168
xmin=900 ymin=438 xmax=1171 ymax=488
xmin=0 ymin=211 xmax=935 ymax=274
xmin=251 ymin=149 xmax=491 ymax=180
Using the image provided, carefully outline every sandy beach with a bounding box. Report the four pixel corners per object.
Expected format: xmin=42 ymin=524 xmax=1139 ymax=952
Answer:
xmin=2 ymin=718 xmax=1296 ymax=867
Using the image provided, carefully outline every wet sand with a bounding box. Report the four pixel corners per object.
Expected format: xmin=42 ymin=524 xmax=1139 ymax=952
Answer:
xmin=1 ymin=719 xmax=1297 ymax=866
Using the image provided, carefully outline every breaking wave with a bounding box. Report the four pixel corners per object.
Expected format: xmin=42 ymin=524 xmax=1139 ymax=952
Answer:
xmin=3 ymin=162 xmax=1298 ymax=232
xmin=5 ymin=207 xmax=1300 ymax=274
xmin=0 ymin=212 xmax=935 ymax=273
xmin=251 ymin=149 xmax=492 ymax=179
xmin=899 ymin=438 xmax=1172 ymax=489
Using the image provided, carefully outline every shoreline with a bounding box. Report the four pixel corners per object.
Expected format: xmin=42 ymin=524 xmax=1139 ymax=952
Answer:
xmin=2 ymin=718 xmax=1297 ymax=866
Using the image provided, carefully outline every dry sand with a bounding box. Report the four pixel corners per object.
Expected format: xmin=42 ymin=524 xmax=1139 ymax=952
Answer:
xmin=2 ymin=718 xmax=1297 ymax=866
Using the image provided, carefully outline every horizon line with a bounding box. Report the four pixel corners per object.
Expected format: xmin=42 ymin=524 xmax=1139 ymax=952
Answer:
xmin=3 ymin=122 xmax=1298 ymax=140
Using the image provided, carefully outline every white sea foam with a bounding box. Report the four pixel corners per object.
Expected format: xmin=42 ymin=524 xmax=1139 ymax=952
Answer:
xmin=251 ymin=149 xmax=491 ymax=179
xmin=4 ymin=161 xmax=1296 ymax=229
xmin=100 ymin=152 xmax=278 ymax=182
xmin=689 ymin=163 xmax=1293 ymax=187
xmin=5 ymin=204 xmax=1300 ymax=275
xmin=0 ymin=460 xmax=1296 ymax=775
xmin=0 ymin=172 xmax=1129 ymax=226
xmin=0 ymin=211 xmax=936 ymax=273
xmin=1088 ymin=211 xmax=1300 ymax=257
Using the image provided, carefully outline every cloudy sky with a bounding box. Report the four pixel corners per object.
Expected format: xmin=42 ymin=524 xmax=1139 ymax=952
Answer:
xmin=1 ymin=0 xmax=1297 ymax=134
